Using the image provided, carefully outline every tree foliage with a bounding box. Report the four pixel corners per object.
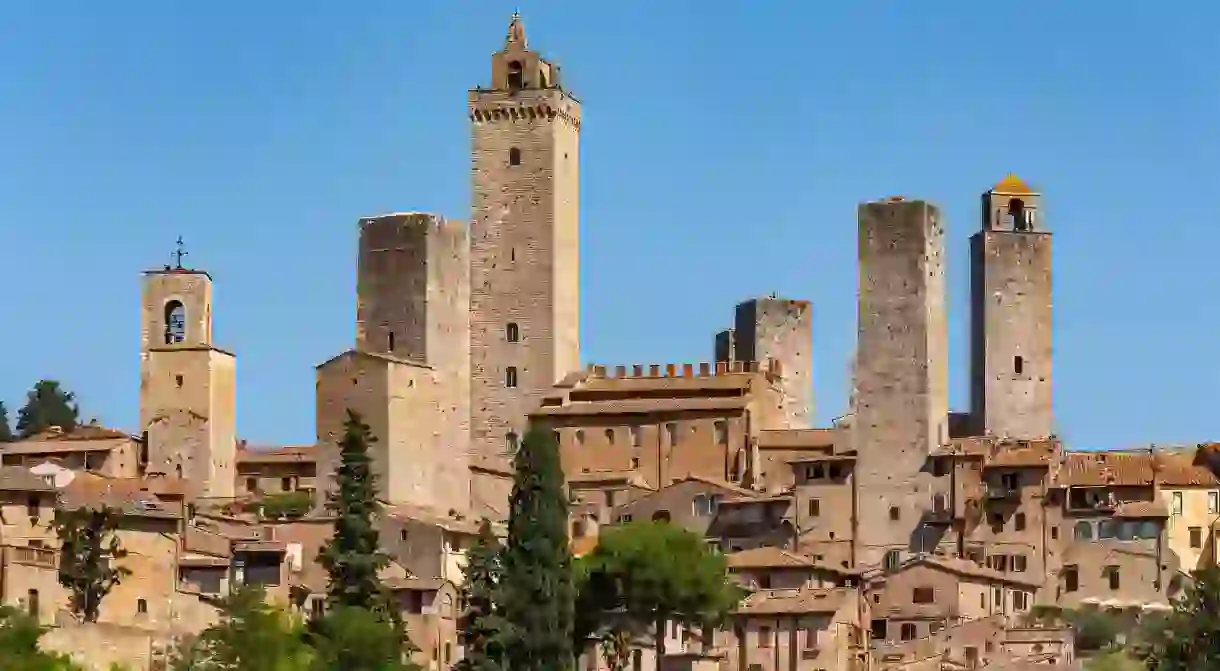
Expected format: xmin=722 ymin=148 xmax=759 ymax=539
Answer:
xmin=0 ymin=604 xmax=88 ymax=670
xmin=0 ymin=401 xmax=13 ymax=442
xmin=52 ymin=506 xmax=131 ymax=623
xmin=456 ymin=519 xmax=506 ymax=671
xmin=309 ymin=605 xmax=418 ymax=671
xmin=1138 ymin=565 xmax=1220 ymax=670
xmin=316 ymin=410 xmax=393 ymax=615
xmin=16 ymin=380 xmax=79 ymax=439
xmin=169 ymin=585 xmax=313 ymax=671
xmin=499 ymin=425 xmax=575 ymax=671
xmin=573 ymin=520 xmax=744 ymax=666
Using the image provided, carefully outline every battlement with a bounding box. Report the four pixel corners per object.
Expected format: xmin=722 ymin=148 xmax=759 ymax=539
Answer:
xmin=585 ymin=360 xmax=783 ymax=380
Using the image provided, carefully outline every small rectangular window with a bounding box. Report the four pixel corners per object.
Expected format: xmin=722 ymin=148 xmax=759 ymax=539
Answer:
xmin=1107 ymin=565 xmax=1120 ymax=590
xmin=912 ymin=587 xmax=934 ymax=604
xmin=1014 ymin=355 xmax=1024 ymax=375
xmin=1190 ymin=526 xmax=1203 ymax=549
xmin=808 ymin=499 xmax=820 ymax=517
xmin=758 ymin=626 xmax=772 ymax=648
xmin=1210 ymin=491 xmax=1219 ymax=514
xmin=505 ymin=366 xmax=518 ymax=388
xmin=1172 ymin=491 xmax=1184 ymax=516
xmin=1064 ymin=565 xmax=1079 ymax=592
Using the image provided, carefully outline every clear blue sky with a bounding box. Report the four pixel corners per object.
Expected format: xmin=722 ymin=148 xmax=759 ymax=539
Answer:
xmin=1 ymin=2 xmax=1216 ymax=449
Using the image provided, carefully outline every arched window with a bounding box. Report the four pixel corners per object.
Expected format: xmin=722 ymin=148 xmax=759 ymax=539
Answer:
xmin=1074 ymin=520 xmax=1093 ymax=541
xmin=604 ymin=428 xmax=615 ymax=444
xmin=164 ymin=300 xmax=186 ymax=344
xmin=509 ymin=147 xmax=521 ymax=166
xmin=505 ymin=432 xmax=519 ymax=453
xmin=651 ymin=510 xmax=671 ymax=522
xmin=506 ymin=322 xmax=520 ymax=342
xmin=1008 ymin=198 xmax=1028 ymax=231
xmin=507 ymin=60 xmax=523 ymax=89
xmin=505 ymin=366 xmax=518 ymax=388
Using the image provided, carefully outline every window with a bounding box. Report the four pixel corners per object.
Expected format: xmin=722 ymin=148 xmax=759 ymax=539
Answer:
xmin=1210 ymin=491 xmax=1219 ymax=514
xmin=665 ymin=423 xmax=677 ymax=445
xmin=714 ymin=420 xmax=728 ymax=445
xmin=505 ymin=432 xmax=519 ymax=453
xmin=576 ymin=429 xmax=585 ymax=445
xmin=1098 ymin=519 xmax=1118 ymax=539
xmin=1074 ymin=521 xmax=1093 ymax=541
xmin=808 ymin=499 xmax=820 ymax=517
xmin=1015 ymin=512 xmax=1026 ymax=531
xmin=400 ymin=529 xmax=408 ymax=541
xmin=25 ymin=495 xmax=38 ymax=519
xmin=175 ymin=374 xmax=184 ymax=388
xmin=884 ymin=550 xmax=901 ymax=570
xmin=630 ymin=426 xmax=641 ymax=447
xmin=1172 ymin=491 xmax=1184 ymax=516
xmin=912 ymin=587 xmax=934 ymax=604
xmin=1013 ymin=555 xmax=1027 ymax=572
xmin=387 ymin=331 xmax=394 ymax=351
xmin=757 ymin=574 xmax=771 ymax=589
xmin=1190 ymin=526 xmax=1203 ymax=549
xmin=1064 ymin=565 xmax=1078 ymax=592
xmin=803 ymin=627 xmax=819 ymax=650
xmin=1014 ymin=355 xmax=1024 ymax=375
xmin=164 ymin=300 xmax=186 ymax=344
xmin=137 ymin=598 xmax=148 ymax=614
xmin=889 ymin=506 xmax=900 ymax=521
xmin=1107 ymin=565 xmax=1121 ymax=590
xmin=604 ymin=428 xmax=615 ymax=444
xmin=870 ymin=619 xmax=887 ymax=640
xmin=175 ymin=463 xmax=183 ymax=478
xmin=1051 ymin=525 xmax=1059 ymax=540
xmin=507 ymin=61 xmax=523 ymax=89
xmin=693 ymin=495 xmax=720 ymax=517
xmin=505 ymin=367 xmax=518 ymax=388
xmin=281 ymin=477 xmax=292 ymax=492
xmin=900 ymin=623 xmax=916 ymax=641
xmin=758 ymin=626 xmax=772 ymax=648
xmin=553 ymin=430 xmax=561 ymax=445
xmin=1001 ymin=473 xmax=1020 ymax=489
xmin=651 ymin=510 xmax=671 ymax=522
xmin=932 ymin=459 xmax=948 ymax=477
xmin=630 ymin=457 xmax=640 ymax=469
xmin=933 ymin=493 xmax=947 ymax=513
xmin=246 ymin=478 xmax=258 ymax=493
xmin=506 ymin=323 xmax=520 ymax=342
xmin=508 ymin=147 xmax=521 ymax=165
xmin=26 ymin=590 xmax=38 ymax=619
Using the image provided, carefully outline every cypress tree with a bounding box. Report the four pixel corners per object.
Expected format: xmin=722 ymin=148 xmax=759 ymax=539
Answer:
xmin=316 ymin=410 xmax=392 ymax=613
xmin=499 ymin=424 xmax=574 ymax=671
xmin=456 ymin=519 xmax=506 ymax=671
xmin=0 ymin=402 xmax=12 ymax=442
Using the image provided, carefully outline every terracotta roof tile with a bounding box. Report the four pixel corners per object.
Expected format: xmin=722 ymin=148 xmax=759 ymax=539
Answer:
xmin=882 ymin=554 xmax=1042 ymax=589
xmin=1062 ymin=450 xmax=1219 ymax=487
xmin=0 ymin=467 xmax=56 ymax=492
xmin=1114 ymin=500 xmax=1169 ymax=518
xmin=236 ymin=444 xmax=317 ymax=464
xmin=59 ymin=475 xmax=183 ymax=519
xmin=735 ymin=586 xmax=852 ymax=616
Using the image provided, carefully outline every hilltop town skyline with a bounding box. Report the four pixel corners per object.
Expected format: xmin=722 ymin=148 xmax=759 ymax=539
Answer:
xmin=1 ymin=3 xmax=1216 ymax=449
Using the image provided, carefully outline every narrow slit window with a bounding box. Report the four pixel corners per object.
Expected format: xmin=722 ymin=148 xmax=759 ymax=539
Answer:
xmin=1014 ymin=355 xmax=1024 ymax=375
xmin=509 ymin=147 xmax=521 ymax=166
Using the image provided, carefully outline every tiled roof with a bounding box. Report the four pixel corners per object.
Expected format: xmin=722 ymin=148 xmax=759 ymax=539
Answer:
xmin=934 ymin=437 xmax=1059 ymax=468
xmin=725 ymin=546 xmax=814 ymax=569
xmin=757 ymin=429 xmax=836 ymax=449
xmin=992 ymin=173 xmax=1036 ymax=195
xmin=888 ymin=554 xmax=1042 ymax=589
xmin=237 ymin=444 xmax=317 ymax=464
xmin=0 ymin=467 xmax=56 ymax=492
xmin=1062 ymin=450 xmax=1219 ymax=487
xmin=1114 ymin=500 xmax=1169 ymax=519
xmin=22 ymin=425 xmax=134 ymax=442
xmin=59 ymin=475 xmax=183 ymax=519
xmin=735 ymin=586 xmax=851 ymax=616
xmin=1 ymin=438 xmax=132 ymax=455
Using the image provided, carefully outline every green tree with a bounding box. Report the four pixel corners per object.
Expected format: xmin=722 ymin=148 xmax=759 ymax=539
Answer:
xmin=456 ymin=519 xmax=506 ymax=671
xmin=316 ymin=410 xmax=393 ymax=614
xmin=0 ymin=604 xmax=87 ymax=670
xmin=499 ymin=425 xmax=575 ymax=671
xmin=169 ymin=585 xmax=313 ymax=671
xmin=1139 ymin=565 xmax=1220 ymax=669
xmin=575 ymin=521 xmax=744 ymax=670
xmin=16 ymin=380 xmax=80 ymax=438
xmin=309 ymin=605 xmax=418 ymax=671
xmin=52 ymin=506 xmax=131 ymax=623
xmin=0 ymin=401 xmax=13 ymax=442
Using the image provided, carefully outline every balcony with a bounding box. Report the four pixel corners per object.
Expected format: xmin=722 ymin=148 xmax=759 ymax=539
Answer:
xmin=7 ymin=545 xmax=57 ymax=569
xmin=986 ymin=485 xmax=1021 ymax=502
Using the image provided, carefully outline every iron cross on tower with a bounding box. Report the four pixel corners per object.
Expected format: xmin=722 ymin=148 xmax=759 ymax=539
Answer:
xmin=173 ymin=236 xmax=188 ymax=269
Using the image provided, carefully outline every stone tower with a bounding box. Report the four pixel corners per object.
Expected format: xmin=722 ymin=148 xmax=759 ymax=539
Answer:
xmin=469 ymin=12 xmax=581 ymax=467
xmin=138 ymin=256 xmax=236 ymax=499
xmin=729 ymin=297 xmax=814 ymax=429
xmin=970 ymin=175 xmax=1053 ymax=440
xmin=853 ymin=198 xmax=949 ymax=568
xmin=346 ymin=212 xmax=471 ymax=513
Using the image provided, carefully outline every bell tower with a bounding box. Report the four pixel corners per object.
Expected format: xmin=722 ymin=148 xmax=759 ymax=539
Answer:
xmin=468 ymin=12 xmax=581 ymax=476
xmin=139 ymin=240 xmax=237 ymax=498
xmin=969 ymin=175 xmax=1054 ymax=440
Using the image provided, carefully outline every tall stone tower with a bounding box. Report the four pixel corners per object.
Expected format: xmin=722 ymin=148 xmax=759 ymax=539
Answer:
xmin=730 ymin=297 xmax=814 ymax=429
xmin=969 ymin=175 xmax=1053 ymax=440
xmin=853 ymin=198 xmax=949 ymax=568
xmin=138 ymin=253 xmax=237 ymax=499
xmin=343 ymin=212 xmax=471 ymax=513
xmin=469 ymin=13 xmax=581 ymax=467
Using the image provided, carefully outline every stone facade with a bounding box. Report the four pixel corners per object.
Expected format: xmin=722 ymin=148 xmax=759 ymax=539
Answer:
xmin=970 ymin=175 xmax=1054 ymax=441
xmin=139 ymin=268 xmax=237 ymax=499
xmin=854 ymin=198 xmax=950 ymax=568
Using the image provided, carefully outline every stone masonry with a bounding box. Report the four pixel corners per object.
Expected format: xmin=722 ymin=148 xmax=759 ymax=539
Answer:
xmin=969 ymin=175 xmax=1053 ymax=441
xmin=468 ymin=15 xmax=581 ymax=492
xmin=853 ymin=198 xmax=950 ymax=568
xmin=139 ymin=268 xmax=237 ymax=499
xmin=732 ymin=297 xmax=814 ymax=429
